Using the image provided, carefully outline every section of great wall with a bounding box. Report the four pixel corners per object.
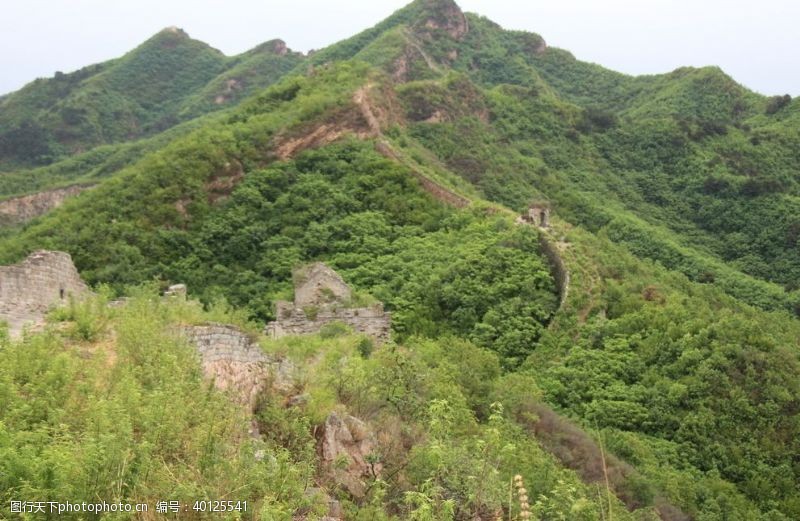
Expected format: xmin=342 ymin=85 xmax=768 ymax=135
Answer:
xmin=265 ymin=262 xmax=392 ymax=344
xmin=0 ymin=247 xmax=594 ymax=520
xmin=0 ymin=250 xmax=89 ymax=337
xmin=180 ymin=324 xmax=295 ymax=414
xmin=519 ymin=203 xmax=570 ymax=309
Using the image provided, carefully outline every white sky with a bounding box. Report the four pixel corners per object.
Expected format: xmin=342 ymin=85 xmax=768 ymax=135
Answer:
xmin=1 ymin=0 xmax=798 ymax=96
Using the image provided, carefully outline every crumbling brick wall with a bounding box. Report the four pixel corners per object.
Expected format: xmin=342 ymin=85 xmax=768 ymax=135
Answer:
xmin=266 ymin=263 xmax=392 ymax=344
xmin=266 ymin=303 xmax=392 ymax=344
xmin=0 ymin=250 xmax=89 ymax=336
xmin=180 ymin=324 xmax=295 ymax=412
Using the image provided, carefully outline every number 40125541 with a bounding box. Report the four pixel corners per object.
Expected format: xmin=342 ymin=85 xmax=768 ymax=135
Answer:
xmin=192 ymin=500 xmax=246 ymax=512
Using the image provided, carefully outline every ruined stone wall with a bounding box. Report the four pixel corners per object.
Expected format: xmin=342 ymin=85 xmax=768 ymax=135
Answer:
xmin=0 ymin=185 xmax=90 ymax=225
xmin=180 ymin=324 xmax=295 ymax=412
xmin=375 ymin=140 xmax=470 ymax=208
xmin=0 ymin=250 xmax=89 ymax=336
xmin=538 ymin=234 xmax=570 ymax=308
xmin=266 ymin=304 xmax=392 ymax=344
xmin=294 ymin=263 xmax=352 ymax=307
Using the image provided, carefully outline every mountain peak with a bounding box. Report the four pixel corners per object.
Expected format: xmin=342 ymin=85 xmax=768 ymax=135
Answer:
xmin=138 ymin=26 xmax=194 ymax=50
xmin=412 ymin=0 xmax=468 ymax=40
xmin=139 ymin=26 xmax=220 ymax=53
xmin=251 ymin=39 xmax=291 ymax=56
xmin=157 ymin=26 xmax=189 ymax=38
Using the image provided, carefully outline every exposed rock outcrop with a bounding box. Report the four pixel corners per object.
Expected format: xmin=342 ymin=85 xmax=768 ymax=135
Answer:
xmin=214 ymin=78 xmax=242 ymax=105
xmin=181 ymin=324 xmax=295 ymax=413
xmin=253 ymin=38 xmax=291 ymax=56
xmin=275 ymin=121 xmax=371 ymax=160
xmin=415 ymin=0 xmax=469 ymax=41
xmin=320 ymin=411 xmax=381 ymax=498
xmin=0 ymin=250 xmax=89 ymax=337
xmin=274 ymin=82 xmax=400 ymax=161
xmin=268 ymin=39 xmax=289 ymax=56
xmin=266 ymin=263 xmax=392 ymax=344
xmin=0 ymin=185 xmax=91 ymax=225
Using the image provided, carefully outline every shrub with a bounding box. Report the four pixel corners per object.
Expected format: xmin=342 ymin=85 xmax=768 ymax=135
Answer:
xmin=303 ymin=305 xmax=320 ymax=320
xmin=577 ymin=107 xmax=618 ymax=133
xmin=357 ymin=337 xmax=374 ymax=358
xmin=319 ymin=321 xmax=352 ymax=339
xmin=765 ymin=94 xmax=791 ymax=115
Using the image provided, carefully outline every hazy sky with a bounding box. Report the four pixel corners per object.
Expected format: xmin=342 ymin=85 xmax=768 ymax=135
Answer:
xmin=1 ymin=0 xmax=798 ymax=96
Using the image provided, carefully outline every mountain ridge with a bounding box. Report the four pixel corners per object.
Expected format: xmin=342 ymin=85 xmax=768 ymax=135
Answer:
xmin=0 ymin=1 xmax=798 ymax=518
xmin=0 ymin=27 xmax=302 ymax=167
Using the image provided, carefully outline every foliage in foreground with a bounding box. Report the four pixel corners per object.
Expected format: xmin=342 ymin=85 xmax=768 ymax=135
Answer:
xmin=0 ymin=291 xmax=650 ymax=520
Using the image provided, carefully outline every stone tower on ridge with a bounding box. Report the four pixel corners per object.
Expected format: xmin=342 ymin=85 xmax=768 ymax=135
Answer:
xmin=266 ymin=263 xmax=391 ymax=344
xmin=293 ymin=263 xmax=352 ymax=308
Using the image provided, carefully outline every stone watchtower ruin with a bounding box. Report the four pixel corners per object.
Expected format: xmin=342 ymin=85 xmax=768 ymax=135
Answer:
xmin=265 ymin=263 xmax=391 ymax=344
xmin=0 ymin=250 xmax=89 ymax=337
xmin=522 ymin=202 xmax=551 ymax=228
xmin=293 ymin=262 xmax=352 ymax=308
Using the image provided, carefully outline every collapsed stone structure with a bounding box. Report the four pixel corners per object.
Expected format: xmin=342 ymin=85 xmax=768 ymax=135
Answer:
xmin=521 ymin=202 xmax=551 ymax=228
xmin=164 ymin=284 xmax=187 ymax=298
xmin=516 ymin=204 xmax=570 ymax=309
xmin=180 ymin=324 xmax=295 ymax=414
xmin=0 ymin=250 xmax=89 ymax=337
xmin=181 ymin=320 xmax=380 ymax=507
xmin=265 ymin=263 xmax=391 ymax=344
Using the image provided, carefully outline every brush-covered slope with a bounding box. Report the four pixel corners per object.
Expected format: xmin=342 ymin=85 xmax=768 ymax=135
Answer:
xmin=0 ymin=63 xmax=559 ymax=367
xmin=1 ymin=0 xmax=799 ymax=519
xmin=1 ymin=290 xmax=658 ymax=520
xmin=327 ymin=0 xmax=800 ymax=299
xmin=0 ymin=28 xmax=303 ymax=168
xmin=176 ymin=39 xmax=304 ymax=119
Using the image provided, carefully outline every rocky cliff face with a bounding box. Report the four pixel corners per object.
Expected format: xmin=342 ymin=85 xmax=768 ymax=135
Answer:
xmin=0 ymin=250 xmax=89 ymax=337
xmin=320 ymin=411 xmax=382 ymax=499
xmin=0 ymin=185 xmax=90 ymax=225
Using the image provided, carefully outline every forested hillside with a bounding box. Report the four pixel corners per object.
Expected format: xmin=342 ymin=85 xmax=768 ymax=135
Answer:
xmin=1 ymin=0 xmax=798 ymax=519
xmin=0 ymin=28 xmax=302 ymax=169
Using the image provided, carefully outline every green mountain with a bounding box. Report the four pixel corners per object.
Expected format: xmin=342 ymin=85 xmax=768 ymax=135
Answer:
xmin=0 ymin=27 xmax=302 ymax=168
xmin=1 ymin=0 xmax=799 ymax=519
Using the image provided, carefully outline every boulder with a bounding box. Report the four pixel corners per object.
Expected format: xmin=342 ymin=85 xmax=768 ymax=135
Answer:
xmin=320 ymin=412 xmax=382 ymax=498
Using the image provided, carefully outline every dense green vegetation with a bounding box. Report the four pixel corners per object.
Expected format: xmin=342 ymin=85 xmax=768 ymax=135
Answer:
xmin=1 ymin=292 xmax=653 ymax=520
xmin=0 ymin=135 xmax=557 ymax=366
xmin=0 ymin=113 xmax=216 ymax=198
xmin=328 ymin=4 xmax=800 ymax=296
xmin=1 ymin=0 xmax=799 ymax=519
xmin=0 ymin=293 xmax=291 ymax=518
xmin=389 ymin=53 xmax=800 ymax=310
xmin=530 ymin=228 xmax=800 ymax=518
